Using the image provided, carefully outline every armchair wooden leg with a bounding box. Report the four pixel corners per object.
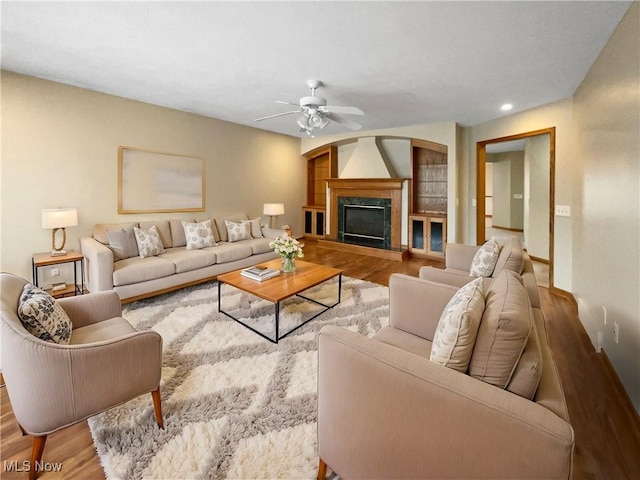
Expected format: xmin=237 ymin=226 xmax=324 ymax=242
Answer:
xmin=29 ymin=435 xmax=47 ymax=480
xmin=317 ymin=458 xmax=327 ymax=480
xmin=151 ymin=387 xmax=164 ymax=429
xmin=18 ymin=423 xmax=27 ymax=436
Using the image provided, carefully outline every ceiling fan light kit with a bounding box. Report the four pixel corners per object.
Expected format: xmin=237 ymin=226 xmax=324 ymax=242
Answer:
xmin=255 ymin=79 xmax=364 ymax=136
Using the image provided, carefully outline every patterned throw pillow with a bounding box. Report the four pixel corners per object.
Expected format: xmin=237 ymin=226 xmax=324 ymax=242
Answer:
xmin=134 ymin=225 xmax=166 ymax=258
xmin=106 ymin=226 xmax=139 ymax=261
xmin=225 ymin=220 xmax=251 ymax=242
xmin=182 ymin=219 xmax=216 ymax=250
xmin=469 ymin=239 xmax=501 ymax=277
xmin=242 ymin=218 xmax=263 ymax=238
xmin=18 ymin=284 xmax=72 ymax=344
xmin=430 ymin=277 xmax=485 ymax=372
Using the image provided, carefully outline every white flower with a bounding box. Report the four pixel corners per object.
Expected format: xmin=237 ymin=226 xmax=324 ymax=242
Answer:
xmin=269 ymin=235 xmax=304 ymax=259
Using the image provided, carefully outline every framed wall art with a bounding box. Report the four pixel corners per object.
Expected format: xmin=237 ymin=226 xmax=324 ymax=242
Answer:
xmin=118 ymin=146 xmax=205 ymax=214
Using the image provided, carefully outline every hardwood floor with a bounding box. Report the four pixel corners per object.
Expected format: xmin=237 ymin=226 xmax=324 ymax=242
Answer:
xmin=1 ymin=239 xmax=638 ymax=479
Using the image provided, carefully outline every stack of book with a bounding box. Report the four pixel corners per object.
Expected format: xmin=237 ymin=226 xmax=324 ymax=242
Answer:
xmin=241 ymin=266 xmax=281 ymax=282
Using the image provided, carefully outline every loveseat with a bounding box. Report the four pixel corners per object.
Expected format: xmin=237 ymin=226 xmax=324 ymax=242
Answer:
xmin=317 ymin=267 xmax=574 ymax=478
xmin=80 ymin=213 xmax=283 ymax=303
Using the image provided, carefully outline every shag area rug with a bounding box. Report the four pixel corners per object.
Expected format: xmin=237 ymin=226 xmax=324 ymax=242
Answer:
xmin=88 ymin=276 xmax=389 ymax=479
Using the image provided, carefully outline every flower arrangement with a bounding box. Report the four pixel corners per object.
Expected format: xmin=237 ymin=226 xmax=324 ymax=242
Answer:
xmin=269 ymin=235 xmax=304 ymax=259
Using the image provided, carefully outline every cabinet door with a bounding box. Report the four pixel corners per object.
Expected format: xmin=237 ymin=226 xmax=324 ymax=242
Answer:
xmin=409 ymin=216 xmax=427 ymax=254
xmin=427 ymin=217 xmax=446 ymax=257
xmin=303 ymin=209 xmax=313 ymax=235
xmin=315 ymin=210 xmax=324 ymax=236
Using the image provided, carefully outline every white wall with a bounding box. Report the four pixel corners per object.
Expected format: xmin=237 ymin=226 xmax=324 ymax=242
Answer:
xmin=491 ymin=157 xmax=512 ymax=228
xmin=524 ymin=135 xmax=550 ymax=260
xmin=572 ymin=2 xmax=640 ymax=411
xmin=488 ymin=151 xmax=524 ymax=231
xmin=0 ymin=72 xmax=305 ymax=285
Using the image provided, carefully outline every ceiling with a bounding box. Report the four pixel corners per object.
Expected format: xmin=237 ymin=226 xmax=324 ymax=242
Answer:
xmin=1 ymin=1 xmax=632 ymax=138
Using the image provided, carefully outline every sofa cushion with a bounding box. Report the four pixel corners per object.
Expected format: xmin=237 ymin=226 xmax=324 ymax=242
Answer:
xmin=210 ymin=242 xmax=253 ymax=263
xmin=214 ymin=214 xmax=249 ymax=242
xmin=182 ymin=219 xmax=216 ymax=250
xmin=493 ymin=236 xmax=524 ymax=276
xmin=506 ymin=309 xmax=543 ymax=399
xmin=470 ymin=239 xmax=500 ymax=277
xmin=469 ymin=270 xmax=533 ymax=388
xmin=106 ymin=226 xmax=139 ymax=261
xmin=134 ymin=225 xmax=166 ymax=258
xmin=242 ymin=218 xmax=263 ymax=238
xmin=239 ymin=238 xmax=274 ymax=255
xmin=225 ymin=220 xmax=252 ymax=242
xmin=160 ymin=247 xmax=217 ymax=274
xmin=374 ymin=326 xmax=433 ymax=359
xmin=93 ymin=222 xmax=137 ymax=245
xmin=169 ymin=219 xmax=190 ymax=247
xmin=195 ymin=217 xmax=222 ymax=243
xmin=139 ymin=220 xmax=172 ymax=248
xmin=430 ymin=277 xmax=485 ymax=372
xmin=112 ymin=256 xmax=176 ymax=286
xmin=71 ymin=317 xmax=135 ymax=345
xmin=17 ymin=284 xmax=72 ymax=344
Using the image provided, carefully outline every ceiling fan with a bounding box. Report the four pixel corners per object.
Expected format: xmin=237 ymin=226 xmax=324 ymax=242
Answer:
xmin=255 ymin=80 xmax=364 ymax=135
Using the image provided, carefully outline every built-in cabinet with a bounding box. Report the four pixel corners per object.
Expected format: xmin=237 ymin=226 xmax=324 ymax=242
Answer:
xmin=409 ymin=139 xmax=448 ymax=261
xmin=302 ymin=146 xmax=337 ymax=239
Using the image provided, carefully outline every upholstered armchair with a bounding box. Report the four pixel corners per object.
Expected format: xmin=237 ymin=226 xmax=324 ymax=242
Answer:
xmin=0 ymin=273 xmax=163 ymax=480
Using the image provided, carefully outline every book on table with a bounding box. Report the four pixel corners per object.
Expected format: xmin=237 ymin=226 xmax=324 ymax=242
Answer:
xmin=241 ymin=266 xmax=281 ymax=282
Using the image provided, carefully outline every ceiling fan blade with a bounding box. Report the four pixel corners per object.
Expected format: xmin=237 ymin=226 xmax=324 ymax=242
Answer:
xmin=275 ymin=100 xmax=300 ymax=106
xmin=323 ymin=105 xmax=364 ymax=115
xmin=325 ymin=113 xmax=362 ymax=130
xmin=255 ymin=110 xmax=300 ymax=122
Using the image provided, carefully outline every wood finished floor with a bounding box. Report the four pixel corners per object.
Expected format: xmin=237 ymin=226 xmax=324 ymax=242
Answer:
xmin=1 ymin=240 xmax=638 ymax=479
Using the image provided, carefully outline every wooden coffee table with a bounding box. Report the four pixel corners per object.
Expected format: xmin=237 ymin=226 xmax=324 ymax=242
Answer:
xmin=217 ymin=259 xmax=343 ymax=343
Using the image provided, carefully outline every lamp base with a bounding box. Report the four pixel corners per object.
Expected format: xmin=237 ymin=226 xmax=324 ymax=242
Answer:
xmin=51 ymin=250 xmax=67 ymax=257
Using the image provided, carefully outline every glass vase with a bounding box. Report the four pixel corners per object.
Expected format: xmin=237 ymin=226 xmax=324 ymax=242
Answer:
xmin=281 ymin=255 xmax=296 ymax=273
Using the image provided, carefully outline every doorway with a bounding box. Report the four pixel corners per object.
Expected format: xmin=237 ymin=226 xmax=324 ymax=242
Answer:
xmin=476 ymin=128 xmax=555 ymax=289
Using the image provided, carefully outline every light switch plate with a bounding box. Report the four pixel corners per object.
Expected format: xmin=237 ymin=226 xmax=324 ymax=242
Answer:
xmin=555 ymin=205 xmax=571 ymax=217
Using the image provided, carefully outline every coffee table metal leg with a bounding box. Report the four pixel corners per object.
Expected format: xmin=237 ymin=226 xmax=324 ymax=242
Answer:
xmin=275 ymin=301 xmax=280 ymax=344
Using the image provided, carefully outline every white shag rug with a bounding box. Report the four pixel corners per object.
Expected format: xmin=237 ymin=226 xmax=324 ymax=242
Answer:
xmin=88 ymin=276 xmax=389 ymax=479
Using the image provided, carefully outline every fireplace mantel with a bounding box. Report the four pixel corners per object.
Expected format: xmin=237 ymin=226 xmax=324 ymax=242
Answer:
xmin=323 ymin=177 xmax=409 ymax=260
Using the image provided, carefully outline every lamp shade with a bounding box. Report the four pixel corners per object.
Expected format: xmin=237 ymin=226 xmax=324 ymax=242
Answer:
xmin=263 ymin=203 xmax=284 ymax=216
xmin=42 ymin=208 xmax=78 ymax=229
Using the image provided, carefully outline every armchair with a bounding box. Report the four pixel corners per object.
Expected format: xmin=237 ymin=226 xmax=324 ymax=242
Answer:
xmin=317 ymin=272 xmax=573 ymax=479
xmin=1 ymin=273 xmax=163 ymax=480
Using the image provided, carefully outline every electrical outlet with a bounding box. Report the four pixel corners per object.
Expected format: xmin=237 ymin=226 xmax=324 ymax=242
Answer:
xmin=613 ymin=321 xmax=619 ymax=344
xmin=51 ymin=268 xmax=60 ymax=277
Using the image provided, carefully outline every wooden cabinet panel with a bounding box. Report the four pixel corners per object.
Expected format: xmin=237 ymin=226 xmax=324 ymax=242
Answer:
xmin=303 ymin=206 xmax=325 ymax=239
xmin=409 ymin=214 xmax=446 ymax=261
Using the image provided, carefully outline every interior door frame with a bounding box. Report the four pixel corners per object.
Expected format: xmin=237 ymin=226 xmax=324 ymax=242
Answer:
xmin=476 ymin=127 xmax=556 ymax=289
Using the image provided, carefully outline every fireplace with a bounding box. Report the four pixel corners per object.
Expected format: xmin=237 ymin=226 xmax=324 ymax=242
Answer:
xmin=338 ymin=197 xmax=391 ymax=249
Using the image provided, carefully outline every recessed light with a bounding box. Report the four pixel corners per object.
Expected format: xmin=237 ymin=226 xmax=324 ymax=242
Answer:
xmin=501 ymin=103 xmax=513 ymax=111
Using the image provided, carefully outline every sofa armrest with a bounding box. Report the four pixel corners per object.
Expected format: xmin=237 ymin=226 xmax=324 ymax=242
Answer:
xmin=389 ymin=273 xmax=458 ymax=340
xmin=445 ymin=242 xmax=479 ymax=271
xmin=318 ymin=325 xmax=574 ymax=480
xmin=260 ymin=227 xmax=287 ymax=239
xmin=57 ymin=291 xmax=123 ymax=328
xmin=80 ymin=236 xmax=114 ymax=293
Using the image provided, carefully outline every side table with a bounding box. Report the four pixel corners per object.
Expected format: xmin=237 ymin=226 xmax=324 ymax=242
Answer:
xmin=32 ymin=251 xmax=84 ymax=298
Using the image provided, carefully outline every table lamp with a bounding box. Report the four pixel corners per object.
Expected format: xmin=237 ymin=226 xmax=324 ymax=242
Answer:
xmin=42 ymin=208 xmax=78 ymax=256
xmin=263 ymin=203 xmax=284 ymax=229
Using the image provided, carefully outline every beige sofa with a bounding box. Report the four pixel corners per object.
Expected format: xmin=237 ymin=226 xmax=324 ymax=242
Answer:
xmin=317 ymin=267 xmax=574 ymax=479
xmin=80 ymin=213 xmax=283 ymax=303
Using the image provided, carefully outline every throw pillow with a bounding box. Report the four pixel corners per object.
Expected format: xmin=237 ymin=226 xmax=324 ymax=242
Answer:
xmin=469 ymin=239 xmax=501 ymax=277
xmin=242 ymin=218 xmax=263 ymax=238
xmin=18 ymin=284 xmax=72 ymax=344
xmin=430 ymin=277 xmax=485 ymax=372
xmin=106 ymin=226 xmax=139 ymax=261
xmin=134 ymin=225 xmax=166 ymax=258
xmin=469 ymin=270 xmax=533 ymax=389
xmin=182 ymin=219 xmax=216 ymax=250
xmin=225 ymin=220 xmax=251 ymax=242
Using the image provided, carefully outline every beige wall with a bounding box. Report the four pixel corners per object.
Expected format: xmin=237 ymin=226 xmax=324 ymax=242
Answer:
xmin=488 ymin=151 xmax=524 ymax=230
xmin=572 ymin=3 xmax=640 ymax=411
xmin=524 ymin=135 xmax=550 ymax=260
xmin=0 ymin=72 xmax=305 ymax=284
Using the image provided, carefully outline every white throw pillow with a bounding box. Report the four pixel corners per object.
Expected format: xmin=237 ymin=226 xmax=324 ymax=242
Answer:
xmin=134 ymin=225 xmax=166 ymax=258
xmin=225 ymin=220 xmax=251 ymax=242
xmin=242 ymin=218 xmax=263 ymax=238
xmin=469 ymin=239 xmax=501 ymax=277
xmin=182 ymin=219 xmax=216 ymax=250
xmin=18 ymin=284 xmax=72 ymax=344
xmin=430 ymin=277 xmax=485 ymax=372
